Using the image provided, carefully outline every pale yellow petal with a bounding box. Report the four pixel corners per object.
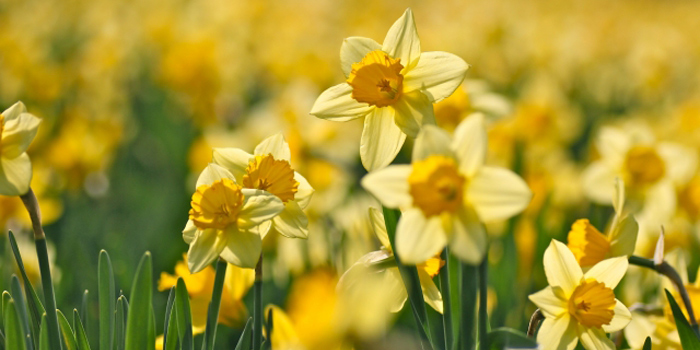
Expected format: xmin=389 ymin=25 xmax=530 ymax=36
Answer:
xmin=449 ymin=206 xmax=487 ymax=265
xmin=452 ymin=113 xmax=486 ymax=177
xmin=536 ymin=315 xmax=578 ymax=350
xmin=212 ymin=148 xmax=252 ymax=179
xmin=272 ymin=200 xmax=308 ymax=239
xmin=657 ymin=143 xmax=697 ymax=185
xmin=382 ymin=8 xmax=421 ymax=69
xmin=196 ymin=163 xmax=236 ymax=187
xmin=238 ymin=189 xmax=284 ymax=230
xmin=579 ymin=327 xmax=614 ymax=350
xmin=602 ymin=300 xmax=631 ymax=333
xmin=608 ymin=215 xmax=638 ymax=258
xmin=1 ymin=113 xmax=41 ymax=159
xmin=612 ymin=177 xmax=625 ymax=215
xmin=293 ymin=172 xmax=314 ymax=210
xmin=361 ymin=165 xmax=412 ymax=208
xmin=0 ymin=153 xmax=32 ymax=196
xmin=595 ymin=126 xmax=630 ymax=167
xmin=369 ymin=207 xmax=392 ymax=251
xmin=393 ymin=90 xmax=435 ymax=138
xmin=254 ymin=133 xmax=291 ymax=161
xmin=395 ymin=208 xmax=447 ymax=265
xmin=182 ymin=220 xmax=197 ymax=244
xmin=360 ymin=107 xmax=406 ymax=171
xmin=341 ymin=36 xmax=382 ymax=78
xmin=581 ymin=162 xmax=616 ymax=204
xmin=528 ymin=286 xmax=567 ymax=318
xmin=219 ymin=227 xmax=262 ymax=269
xmin=584 ymin=256 xmax=628 ymax=289
xmin=418 ymin=268 xmax=443 ymax=314
xmin=384 ymin=268 xmax=409 ymax=313
xmin=467 ymin=166 xmax=532 ymax=222
xmin=187 ymin=229 xmax=227 ymax=273
xmin=1 ymin=101 xmax=27 ymax=121
xmin=403 ymin=51 xmax=469 ymax=103
xmin=412 ymin=124 xmax=453 ymax=162
xmin=543 ymin=240 xmax=583 ymax=295
xmin=310 ymin=83 xmax=373 ymax=121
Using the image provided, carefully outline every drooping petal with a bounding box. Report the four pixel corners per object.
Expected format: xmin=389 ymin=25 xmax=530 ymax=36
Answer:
xmin=272 ymin=200 xmax=309 ymax=239
xmin=0 ymin=153 xmax=32 ymax=196
xmin=384 ymin=268 xmax=409 ymax=313
xmin=418 ymin=268 xmax=443 ymax=313
xmin=213 ymin=148 xmax=253 ymax=179
xmin=581 ymin=162 xmax=617 ymax=205
xmin=182 ymin=220 xmax=197 ymax=244
xmin=583 ymin=256 xmax=629 ymax=289
xmin=528 ymin=286 xmax=567 ymax=318
xmin=392 ymin=90 xmax=435 ymax=138
xmin=412 ymin=124 xmax=453 ymax=161
xmin=536 ymin=316 xmax=578 ymax=350
xmin=361 ymin=164 xmax=412 ymax=208
xmin=395 ymin=208 xmax=447 ymax=265
xmin=310 ymin=84 xmax=373 ymax=121
xmin=449 ymin=206 xmax=487 ymax=265
xmin=1 ymin=101 xmax=27 ymax=121
xmin=340 ymin=36 xmax=382 ymax=78
xmin=187 ymin=228 xmax=227 ymax=273
xmin=359 ymin=107 xmax=407 ymax=171
xmin=369 ymin=207 xmax=392 ymax=251
xmin=608 ymin=215 xmax=638 ymax=258
xmin=196 ymin=163 xmax=236 ymax=187
xmin=452 ymin=114 xmax=486 ymax=177
xmin=579 ymin=327 xmax=615 ymax=350
xmin=602 ymin=300 xmax=632 ymax=333
xmin=382 ymin=8 xmax=421 ymax=69
xmin=238 ymin=189 xmax=285 ymax=230
xmin=1 ymin=113 xmax=41 ymax=159
xmin=219 ymin=227 xmax=262 ymax=269
xmin=543 ymin=240 xmax=583 ymax=296
xmin=293 ymin=172 xmax=314 ymax=209
xmin=255 ymin=133 xmax=291 ymax=161
xmin=403 ymin=51 xmax=469 ymax=103
xmin=467 ymin=166 xmax=532 ymax=222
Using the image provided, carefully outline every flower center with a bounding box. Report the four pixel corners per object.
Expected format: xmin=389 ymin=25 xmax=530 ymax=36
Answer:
xmin=567 ymin=219 xmax=611 ymax=267
xmin=408 ymin=155 xmax=466 ymax=217
xmin=189 ymin=178 xmax=245 ymax=230
xmin=568 ymin=279 xmax=616 ymax=328
xmin=347 ymin=50 xmax=404 ymax=108
xmin=624 ymin=146 xmax=665 ymax=186
xmin=242 ymin=154 xmax=299 ymax=203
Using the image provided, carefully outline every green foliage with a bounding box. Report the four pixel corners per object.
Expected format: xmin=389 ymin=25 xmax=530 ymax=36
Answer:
xmin=488 ymin=328 xmax=537 ymax=349
xmin=234 ymin=318 xmax=253 ymax=350
xmin=642 ymin=336 xmax=652 ymax=350
xmin=665 ymin=289 xmax=700 ymax=349
xmin=5 ymin=299 xmax=27 ymax=350
xmin=125 ymin=252 xmax=153 ymax=350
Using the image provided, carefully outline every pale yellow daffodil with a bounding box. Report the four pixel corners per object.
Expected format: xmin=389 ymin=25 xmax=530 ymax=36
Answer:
xmin=310 ymin=8 xmax=469 ymax=171
xmin=0 ymin=102 xmax=41 ymax=196
xmin=529 ymin=240 xmax=632 ymax=350
xmin=361 ymin=114 xmax=531 ymax=264
xmin=183 ymin=163 xmax=284 ymax=272
xmin=212 ymin=133 xmax=314 ymax=239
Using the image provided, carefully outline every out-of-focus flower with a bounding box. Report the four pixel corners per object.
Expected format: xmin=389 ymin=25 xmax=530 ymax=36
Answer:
xmin=183 ymin=163 xmax=284 ymax=271
xmin=433 ymin=80 xmax=512 ymax=132
xmin=310 ymin=8 xmax=469 ymax=171
xmin=362 ymin=114 xmax=531 ymax=264
xmin=0 ymin=102 xmax=41 ymax=196
xmin=213 ymin=133 xmax=314 ymax=239
xmin=567 ymin=178 xmax=638 ymax=268
xmin=529 ymin=240 xmax=631 ymax=350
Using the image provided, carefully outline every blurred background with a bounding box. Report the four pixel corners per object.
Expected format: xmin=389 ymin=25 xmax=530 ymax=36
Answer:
xmin=1 ymin=0 xmax=700 ymax=348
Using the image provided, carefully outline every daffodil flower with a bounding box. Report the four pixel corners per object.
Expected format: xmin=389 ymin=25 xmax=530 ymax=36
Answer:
xmin=310 ymin=8 xmax=469 ymax=171
xmin=567 ymin=178 xmax=638 ymax=268
xmin=212 ymin=133 xmax=314 ymax=239
xmin=529 ymin=240 xmax=632 ymax=350
xmin=361 ymin=114 xmax=531 ymax=264
xmin=183 ymin=163 xmax=284 ymax=272
xmin=0 ymin=102 xmax=41 ymax=196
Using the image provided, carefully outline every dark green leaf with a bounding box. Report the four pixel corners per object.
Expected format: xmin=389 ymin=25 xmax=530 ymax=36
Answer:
xmin=56 ymin=310 xmax=77 ymax=350
xmin=98 ymin=250 xmax=115 ymax=350
xmin=642 ymin=336 xmax=652 ymax=350
xmin=665 ymin=289 xmax=700 ymax=350
xmin=5 ymin=299 xmax=27 ymax=350
xmin=114 ymin=295 xmax=127 ymax=350
xmin=10 ymin=275 xmax=33 ymax=350
xmin=8 ymin=231 xmax=45 ymax=346
xmin=234 ymin=318 xmax=253 ymax=350
xmin=488 ymin=328 xmax=537 ymax=349
xmin=125 ymin=252 xmax=153 ymax=350
xmin=72 ymin=310 xmax=91 ymax=350
xmin=175 ymin=278 xmax=193 ymax=350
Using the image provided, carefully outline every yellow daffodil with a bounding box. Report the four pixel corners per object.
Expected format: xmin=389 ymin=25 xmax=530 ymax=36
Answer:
xmin=310 ymin=8 xmax=469 ymax=171
xmin=338 ymin=207 xmax=444 ymax=313
xmin=529 ymin=240 xmax=631 ymax=350
xmin=212 ymin=133 xmax=314 ymax=239
xmin=567 ymin=178 xmax=638 ymax=268
xmin=361 ymin=114 xmax=531 ymax=264
xmin=183 ymin=163 xmax=284 ymax=271
xmin=0 ymin=102 xmax=41 ymax=196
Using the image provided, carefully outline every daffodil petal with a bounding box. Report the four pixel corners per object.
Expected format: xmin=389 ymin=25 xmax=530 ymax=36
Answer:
xmin=612 ymin=177 xmax=625 ymax=215
xmin=265 ymin=306 xmax=301 ymax=348
xmin=359 ymin=107 xmax=407 ymax=171
xmin=581 ymin=162 xmax=616 ymax=204
xmin=449 ymin=206 xmax=487 ymax=264
xmin=602 ymin=300 xmax=632 ymax=333
xmin=579 ymin=327 xmax=615 ymax=350
xmin=310 ymin=83 xmax=373 ymax=121
xmin=272 ymin=201 xmax=309 ymax=239
xmin=238 ymin=189 xmax=285 ymax=230
xmin=213 ymin=148 xmax=253 ymax=179
xmin=219 ymin=227 xmax=262 ymax=269
xmin=1 ymin=101 xmax=27 ymax=121
xmin=412 ymin=124 xmax=453 ymax=161
xmin=393 ymin=90 xmax=435 ymax=138
xmin=528 ymin=286 xmax=567 ymax=318
xmin=595 ymin=127 xmax=630 ymax=167
xmin=536 ymin=315 xmax=578 ymax=350
xmin=1 ymin=113 xmax=41 ymax=159
xmin=0 ymin=153 xmax=32 ymax=196
xmin=182 ymin=220 xmax=197 ymax=244
xmin=225 ymin=264 xmax=255 ymax=299
xmin=467 ymin=166 xmax=532 ymax=222
xmin=255 ymin=133 xmax=291 ymax=161
xmin=340 ymin=36 xmax=382 ymax=78
xmin=418 ymin=268 xmax=443 ymax=314
xmin=403 ymin=51 xmax=469 ymax=103
xmin=369 ymin=207 xmax=392 ymax=251
xmin=658 ymin=143 xmax=698 ymax=185
xmin=293 ymin=172 xmax=314 ymax=210
xmin=396 ymin=208 xmax=447 ymax=265
xmin=382 ymin=8 xmax=421 ymax=69
xmin=385 ymin=268 xmax=409 ymax=313
xmin=196 ymin=163 xmax=236 ymax=187
xmin=583 ymin=256 xmax=628 ymax=289
xmin=361 ymin=164 xmax=412 ymax=208
xmin=453 ymin=113 xmax=486 ymax=177
xmin=608 ymin=215 xmax=638 ymax=258
xmin=543 ymin=240 xmax=583 ymax=295
xmin=187 ymin=229 xmax=226 ymax=273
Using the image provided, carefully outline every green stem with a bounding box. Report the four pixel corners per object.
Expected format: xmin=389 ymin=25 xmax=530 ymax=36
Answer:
xmin=440 ymin=248 xmax=454 ymax=350
xmin=526 ymin=309 xmax=543 ymax=338
xmin=253 ymin=253 xmax=263 ymax=350
xmin=477 ymin=253 xmax=489 ymax=350
xmin=460 ymin=264 xmax=477 ymax=350
xmin=202 ymin=259 xmax=227 ymax=350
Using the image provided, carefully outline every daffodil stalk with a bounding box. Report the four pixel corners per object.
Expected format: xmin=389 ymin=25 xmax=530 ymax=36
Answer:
xmin=461 ymin=263 xmax=478 ymax=350
xmin=526 ymin=309 xmax=543 ymax=337
xmin=20 ymin=188 xmax=62 ymax=350
xmin=439 ymin=248 xmax=454 ymax=350
xmin=253 ymin=253 xmax=264 ymax=350
xmin=201 ymin=259 xmax=228 ymax=350
xmin=477 ymin=253 xmax=489 ymax=350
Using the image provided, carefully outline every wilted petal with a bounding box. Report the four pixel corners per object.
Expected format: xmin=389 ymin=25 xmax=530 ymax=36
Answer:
xmin=310 ymin=84 xmax=373 ymax=121
xmin=396 ymin=208 xmax=447 ymax=265
xmin=255 ymin=133 xmax=291 ymax=161
xmin=403 ymin=51 xmax=469 ymax=103
xmin=0 ymin=153 xmax=32 ymax=196
xmin=359 ymin=107 xmax=406 ymax=171
xmin=382 ymin=8 xmax=421 ymax=69
xmin=467 ymin=166 xmax=532 ymax=222
xmin=361 ymin=165 xmax=412 ymax=208
xmin=543 ymin=240 xmax=583 ymax=296
xmin=341 ymin=37 xmax=382 ymax=78
xmin=272 ymin=201 xmax=309 ymax=238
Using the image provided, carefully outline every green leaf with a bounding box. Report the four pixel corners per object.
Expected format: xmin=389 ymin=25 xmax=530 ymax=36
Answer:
xmin=202 ymin=260 xmax=227 ymax=350
xmin=39 ymin=314 xmax=49 ymax=350
xmin=114 ymin=296 xmax=127 ymax=350
xmin=80 ymin=291 xmax=88 ymax=338
xmin=10 ymin=275 xmax=33 ymax=350
xmin=98 ymin=250 xmax=115 ymax=350
xmin=461 ymin=264 xmax=478 ymax=350
xmin=164 ymin=288 xmax=179 ymax=350
xmin=234 ymin=318 xmax=253 ymax=350
xmin=5 ymin=299 xmax=27 ymax=350
xmin=72 ymin=310 xmax=91 ymax=350
xmin=57 ymin=310 xmax=77 ymax=350
xmin=642 ymin=336 xmax=652 ymax=350
xmin=262 ymin=308 xmax=273 ymax=350
xmin=665 ymin=289 xmax=700 ymax=349
xmin=175 ymin=278 xmax=193 ymax=350
xmin=147 ymin=308 xmax=156 ymax=350
xmin=8 ymin=231 xmax=46 ymax=347
xmin=35 ymin=237 xmax=62 ymax=350
xmin=487 ymin=328 xmax=537 ymax=349
xmin=125 ymin=252 xmax=153 ymax=350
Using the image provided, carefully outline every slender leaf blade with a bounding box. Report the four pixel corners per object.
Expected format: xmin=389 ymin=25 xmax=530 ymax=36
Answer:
xmin=665 ymin=289 xmax=700 ymax=349
xmin=56 ymin=310 xmax=77 ymax=350
xmin=234 ymin=318 xmax=253 ymax=350
xmin=5 ymin=299 xmax=27 ymax=350
xmin=488 ymin=328 xmax=537 ymax=349
xmin=125 ymin=252 xmax=153 ymax=350
xmin=174 ymin=278 xmax=193 ymax=350
xmin=98 ymin=250 xmax=115 ymax=350
xmin=72 ymin=310 xmax=91 ymax=350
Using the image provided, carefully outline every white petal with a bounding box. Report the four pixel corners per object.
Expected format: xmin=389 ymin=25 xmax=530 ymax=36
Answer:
xmin=255 ymin=133 xmax=291 ymax=161
xmin=608 ymin=215 xmax=638 ymax=258
xmin=395 ymin=208 xmax=447 ymax=265
xmin=418 ymin=269 xmax=443 ymax=314
xmin=310 ymin=84 xmax=373 ymax=121
xmin=361 ymin=165 xmax=412 ymax=208
xmin=384 ymin=268 xmax=409 ymax=313
xmin=293 ymin=172 xmax=314 ymax=210
xmin=392 ymin=90 xmax=435 ymax=138
xmin=602 ymin=300 xmax=631 ymax=333
xmin=359 ymin=107 xmax=407 ymax=171
xmin=583 ymin=256 xmax=628 ymax=289
xmin=212 ymin=148 xmax=253 ymax=179
xmin=238 ymin=189 xmax=285 ymax=229
xmin=536 ymin=315 xmax=578 ymax=350
xmin=340 ymin=36 xmax=382 ymax=78
xmin=1 ymin=113 xmax=41 ymax=159
xmin=449 ymin=206 xmax=487 ymax=265
xmin=403 ymin=51 xmax=469 ymax=103
xmin=581 ymin=162 xmax=617 ymax=205
xmin=1 ymin=101 xmax=27 ymax=121
xmin=412 ymin=124 xmax=453 ymax=161
xmin=452 ymin=114 xmax=486 ymax=177
xmin=543 ymin=240 xmax=583 ymax=296
xmin=528 ymin=287 xmax=567 ymax=318
xmin=579 ymin=327 xmax=614 ymax=350
xmin=467 ymin=166 xmax=532 ymax=222
xmin=382 ymin=8 xmax=421 ymax=69
xmin=219 ymin=227 xmax=262 ymax=269
xmin=272 ymin=201 xmax=309 ymax=239
xmin=369 ymin=207 xmax=392 ymax=251
xmin=0 ymin=153 xmax=32 ymax=196
xmin=182 ymin=220 xmax=197 ymax=244
xmin=187 ymin=229 xmax=227 ymax=273
xmin=196 ymin=163 xmax=236 ymax=187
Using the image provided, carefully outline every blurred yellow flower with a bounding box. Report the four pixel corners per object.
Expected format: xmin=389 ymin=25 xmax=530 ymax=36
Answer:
xmin=529 ymin=240 xmax=631 ymax=350
xmin=310 ymin=8 xmax=469 ymax=171
xmin=0 ymin=102 xmax=41 ymax=196
xmin=362 ymin=114 xmax=531 ymax=264
xmin=434 ymin=81 xmax=511 ymax=132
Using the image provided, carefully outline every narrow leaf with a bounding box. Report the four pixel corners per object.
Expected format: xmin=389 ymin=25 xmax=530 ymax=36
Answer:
xmin=162 ymin=288 xmax=176 ymax=350
xmin=665 ymin=289 xmax=700 ymax=349
xmin=39 ymin=314 xmax=49 ymax=350
xmin=175 ymin=278 xmax=193 ymax=350
xmin=488 ymin=328 xmax=537 ymax=349
xmin=642 ymin=336 xmax=652 ymax=350
xmin=234 ymin=318 xmax=253 ymax=350
xmin=10 ymin=275 xmax=33 ymax=350
xmin=125 ymin=252 xmax=153 ymax=350
xmin=5 ymin=300 xmax=27 ymax=350
xmin=56 ymin=310 xmax=77 ymax=350
xmin=8 ymin=231 xmax=45 ymax=346
xmin=98 ymin=250 xmax=115 ymax=350
xmin=114 ymin=295 xmax=127 ymax=350
xmin=72 ymin=310 xmax=91 ymax=350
